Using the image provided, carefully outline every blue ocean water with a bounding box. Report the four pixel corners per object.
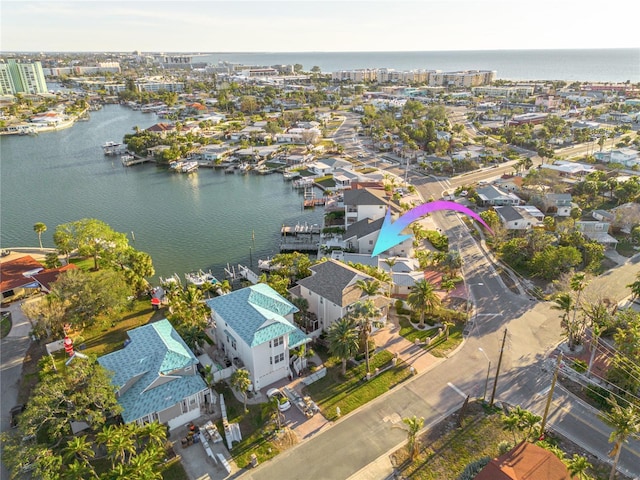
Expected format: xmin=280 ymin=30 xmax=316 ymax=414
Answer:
xmin=199 ymin=49 xmax=639 ymax=83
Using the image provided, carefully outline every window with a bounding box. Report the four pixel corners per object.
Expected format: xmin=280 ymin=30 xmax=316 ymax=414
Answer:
xmin=273 ymin=353 xmax=285 ymax=364
xmin=272 ymin=336 xmax=283 ymax=347
xmin=231 ymin=339 xmax=237 ymax=350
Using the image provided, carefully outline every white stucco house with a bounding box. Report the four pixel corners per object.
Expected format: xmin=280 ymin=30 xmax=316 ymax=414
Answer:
xmin=205 ymin=284 xmax=310 ymax=391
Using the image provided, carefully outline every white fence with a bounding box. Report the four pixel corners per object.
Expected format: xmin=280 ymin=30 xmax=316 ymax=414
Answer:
xmin=301 ymin=366 xmax=327 ymax=386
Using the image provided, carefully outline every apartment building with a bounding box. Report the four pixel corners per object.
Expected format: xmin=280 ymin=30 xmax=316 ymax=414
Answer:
xmin=0 ymin=59 xmax=48 ymax=95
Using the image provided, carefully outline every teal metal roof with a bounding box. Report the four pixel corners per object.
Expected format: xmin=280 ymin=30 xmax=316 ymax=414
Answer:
xmin=97 ymin=319 xmax=206 ymax=424
xmin=206 ymin=283 xmax=309 ymax=348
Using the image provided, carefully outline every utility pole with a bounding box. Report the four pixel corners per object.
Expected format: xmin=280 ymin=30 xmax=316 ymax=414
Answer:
xmin=489 ymin=329 xmax=508 ymax=407
xmin=540 ymin=353 xmax=562 ymax=439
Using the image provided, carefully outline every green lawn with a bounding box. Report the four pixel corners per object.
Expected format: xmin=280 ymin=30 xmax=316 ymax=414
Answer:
xmin=69 ymin=256 xmax=96 ymax=270
xmin=214 ymin=382 xmax=283 ymax=469
xmin=1 ymin=311 xmax=12 ymax=338
xmin=397 ymin=316 xmax=464 ymax=358
xmin=303 ymin=350 xmax=413 ymax=421
xmin=79 ymin=298 xmax=166 ymax=357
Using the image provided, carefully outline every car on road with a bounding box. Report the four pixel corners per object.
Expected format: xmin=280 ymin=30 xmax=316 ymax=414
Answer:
xmin=357 ymin=152 xmax=365 ymax=158
xmin=266 ymin=388 xmax=291 ymax=411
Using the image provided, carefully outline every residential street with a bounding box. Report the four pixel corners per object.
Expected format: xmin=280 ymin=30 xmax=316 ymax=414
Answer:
xmin=240 ymin=114 xmax=640 ymax=479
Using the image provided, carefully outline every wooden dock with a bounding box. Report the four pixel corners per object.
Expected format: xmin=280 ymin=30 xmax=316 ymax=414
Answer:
xmin=303 ymin=197 xmax=328 ymax=208
xmin=122 ymin=156 xmax=153 ymax=167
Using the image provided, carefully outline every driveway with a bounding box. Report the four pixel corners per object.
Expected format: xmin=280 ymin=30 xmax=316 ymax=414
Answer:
xmin=1 ymin=297 xmax=36 ymax=479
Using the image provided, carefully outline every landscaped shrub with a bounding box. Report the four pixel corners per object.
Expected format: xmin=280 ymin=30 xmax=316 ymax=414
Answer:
xmin=395 ymin=299 xmax=409 ymax=315
xmin=586 ymin=385 xmax=611 ymax=409
xmin=570 ymin=359 xmax=587 ymax=373
xmin=498 ymin=440 xmax=511 ymax=455
xmin=425 ymin=230 xmax=449 ymax=252
xmin=456 ymin=456 xmax=491 ymax=480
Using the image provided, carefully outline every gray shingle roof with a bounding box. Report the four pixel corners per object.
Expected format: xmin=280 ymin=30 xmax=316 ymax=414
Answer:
xmin=97 ymin=319 xmax=206 ymax=424
xmin=343 ymin=188 xmax=388 ymax=206
xmin=496 ymin=206 xmax=524 ymax=222
xmin=344 ymin=217 xmax=384 ymax=240
xmin=296 ymin=259 xmax=370 ymax=307
xmin=206 ymin=283 xmax=307 ymax=347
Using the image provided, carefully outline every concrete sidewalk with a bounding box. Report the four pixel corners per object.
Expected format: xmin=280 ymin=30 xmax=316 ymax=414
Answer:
xmin=372 ymin=312 xmax=442 ymax=375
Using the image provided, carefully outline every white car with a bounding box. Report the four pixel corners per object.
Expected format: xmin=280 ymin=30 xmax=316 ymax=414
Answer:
xmin=266 ymin=388 xmax=291 ymax=411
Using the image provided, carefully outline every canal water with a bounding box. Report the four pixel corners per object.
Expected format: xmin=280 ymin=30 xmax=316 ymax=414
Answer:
xmin=0 ymin=105 xmax=324 ymax=280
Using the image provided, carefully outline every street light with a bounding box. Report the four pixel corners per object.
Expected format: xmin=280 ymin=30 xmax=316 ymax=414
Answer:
xmin=478 ymin=347 xmax=491 ymax=401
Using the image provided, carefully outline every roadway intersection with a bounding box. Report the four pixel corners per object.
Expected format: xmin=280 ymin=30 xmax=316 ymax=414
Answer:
xmin=241 ymin=114 xmax=640 ymax=479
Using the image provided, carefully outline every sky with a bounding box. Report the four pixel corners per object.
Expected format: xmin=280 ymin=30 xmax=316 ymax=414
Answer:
xmin=1 ymin=0 xmax=638 ymax=53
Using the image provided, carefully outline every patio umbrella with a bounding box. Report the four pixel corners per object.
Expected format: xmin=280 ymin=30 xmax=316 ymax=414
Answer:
xmin=151 ymin=297 xmax=161 ymax=306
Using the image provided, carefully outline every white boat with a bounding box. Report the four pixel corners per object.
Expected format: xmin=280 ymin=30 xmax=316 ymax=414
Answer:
xmin=169 ymin=161 xmax=184 ymax=171
xmin=283 ymin=171 xmax=299 ymax=180
xmin=185 ymin=271 xmax=206 ymax=286
xmin=160 ymin=274 xmax=181 ymax=287
xmin=181 ymin=161 xmax=199 ymax=173
xmin=121 ymin=154 xmax=135 ymax=165
xmin=185 ymin=270 xmax=219 ymax=286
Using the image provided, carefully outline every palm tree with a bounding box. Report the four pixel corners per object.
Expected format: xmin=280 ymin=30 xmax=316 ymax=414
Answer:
xmin=402 ymin=415 xmax=424 ymax=461
xmin=348 ymin=299 xmax=381 ymax=375
xmin=627 ymin=273 xmax=640 ymax=302
xmin=407 ymin=279 xmax=441 ymax=329
xmin=551 ymin=292 xmax=575 ymax=350
xmin=62 ymin=436 xmax=97 ymax=477
xmin=569 ymin=273 xmax=589 ymax=347
xmin=356 ymin=278 xmax=382 ymax=298
xmin=502 ymin=413 xmax=520 ymax=445
xmin=106 ymin=426 xmax=137 ymax=469
xmin=65 ymin=460 xmax=94 ymax=480
xmin=33 ymin=222 xmax=47 ymax=249
xmin=327 ymin=317 xmax=359 ymax=376
xmin=230 ymin=368 xmax=251 ymax=412
xmin=599 ymin=396 xmax=640 ymax=480
xmin=141 ymin=421 xmax=167 ymax=449
xmin=215 ymin=279 xmax=232 ymax=296
xmin=566 ymin=454 xmax=592 ymax=480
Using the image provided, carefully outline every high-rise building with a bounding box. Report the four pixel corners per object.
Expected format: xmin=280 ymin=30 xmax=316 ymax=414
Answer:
xmin=0 ymin=59 xmax=48 ymax=95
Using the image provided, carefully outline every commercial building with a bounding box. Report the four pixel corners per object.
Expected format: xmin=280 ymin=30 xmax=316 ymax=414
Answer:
xmin=332 ymin=68 xmax=496 ymax=87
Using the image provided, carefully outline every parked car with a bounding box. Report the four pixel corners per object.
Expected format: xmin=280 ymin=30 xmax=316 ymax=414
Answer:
xmin=266 ymin=388 xmax=291 ymax=411
xmin=10 ymin=404 xmax=25 ymax=428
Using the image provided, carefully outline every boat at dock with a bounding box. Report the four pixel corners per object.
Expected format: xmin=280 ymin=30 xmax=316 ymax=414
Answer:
xmin=180 ymin=161 xmax=199 ymax=173
xmin=283 ymin=171 xmax=299 ymax=180
xmin=160 ymin=273 xmax=182 ymax=287
xmin=185 ymin=270 xmax=219 ymax=286
xmin=102 ymin=141 xmax=125 ymax=155
xmin=292 ymin=177 xmax=315 ymax=188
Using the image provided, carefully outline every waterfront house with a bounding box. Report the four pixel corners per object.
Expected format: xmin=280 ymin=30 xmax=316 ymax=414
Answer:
xmin=97 ymin=319 xmax=209 ymax=430
xmin=342 ymin=216 xmax=413 ymax=257
xmin=343 ymin=187 xmax=395 ymax=227
xmin=291 ymin=259 xmax=389 ymax=336
xmin=199 ymin=144 xmax=235 ymax=162
xmin=145 ymin=123 xmax=176 ymax=138
xmin=205 ymin=284 xmax=310 ymax=391
xmin=1 ymin=255 xmax=45 ymax=302
xmin=475 ymin=185 xmax=523 ymax=207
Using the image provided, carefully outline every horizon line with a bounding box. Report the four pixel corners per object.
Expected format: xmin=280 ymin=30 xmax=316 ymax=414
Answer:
xmin=1 ymin=47 xmax=639 ymax=55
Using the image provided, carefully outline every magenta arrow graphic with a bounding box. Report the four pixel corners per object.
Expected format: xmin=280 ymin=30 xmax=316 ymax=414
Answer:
xmin=371 ymin=200 xmax=493 ymax=257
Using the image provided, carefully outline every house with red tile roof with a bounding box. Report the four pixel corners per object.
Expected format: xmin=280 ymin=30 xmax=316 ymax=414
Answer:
xmin=475 ymin=441 xmax=577 ymax=480
xmin=0 ymin=255 xmax=44 ymax=301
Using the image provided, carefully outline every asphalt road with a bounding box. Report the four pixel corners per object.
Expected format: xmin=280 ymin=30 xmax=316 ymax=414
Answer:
xmin=241 ymin=112 xmax=640 ymax=479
